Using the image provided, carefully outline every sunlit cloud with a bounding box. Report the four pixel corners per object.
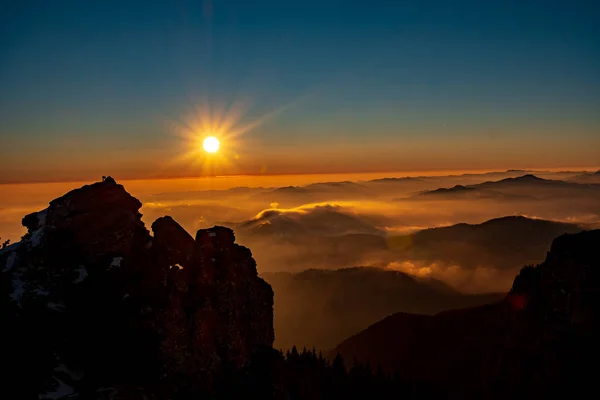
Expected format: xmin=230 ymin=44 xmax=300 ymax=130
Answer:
xmin=386 ymin=260 xmax=511 ymax=293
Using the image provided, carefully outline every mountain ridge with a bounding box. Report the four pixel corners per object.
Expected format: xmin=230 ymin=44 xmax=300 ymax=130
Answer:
xmin=417 ymin=173 xmax=600 ymax=198
xmin=333 ymin=229 xmax=600 ymax=397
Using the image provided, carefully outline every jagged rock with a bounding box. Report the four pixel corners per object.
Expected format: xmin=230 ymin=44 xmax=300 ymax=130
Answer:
xmin=152 ymin=216 xmax=194 ymax=267
xmin=0 ymin=179 xmax=274 ymax=399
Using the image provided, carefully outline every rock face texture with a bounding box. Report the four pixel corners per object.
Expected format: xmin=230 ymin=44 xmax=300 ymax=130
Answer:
xmin=0 ymin=180 xmax=274 ymax=399
xmin=498 ymin=229 xmax=600 ymax=396
xmin=333 ymin=229 xmax=600 ymax=397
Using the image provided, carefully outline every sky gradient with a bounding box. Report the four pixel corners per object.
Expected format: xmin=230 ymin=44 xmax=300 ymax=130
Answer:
xmin=1 ymin=0 xmax=599 ymax=183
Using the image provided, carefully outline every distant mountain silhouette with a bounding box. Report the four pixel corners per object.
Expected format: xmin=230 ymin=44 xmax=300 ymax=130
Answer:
xmin=262 ymin=267 xmax=503 ymax=350
xmin=367 ymin=176 xmax=425 ymax=183
xmin=250 ymin=181 xmax=370 ymax=205
xmin=419 ymin=184 xmax=477 ymax=196
xmin=435 ymin=184 xmax=474 ymax=192
xmin=568 ymin=170 xmax=600 ymax=183
xmin=272 ymin=186 xmax=311 ymax=194
xmin=304 ymin=181 xmax=366 ymax=190
xmin=333 ymin=229 xmax=600 ymax=397
xmin=389 ymin=215 xmax=582 ymax=272
xmin=417 ymin=174 xmax=600 ymax=200
xmin=234 ymin=212 xmax=583 ymax=281
xmin=478 ymin=173 xmax=565 ymax=187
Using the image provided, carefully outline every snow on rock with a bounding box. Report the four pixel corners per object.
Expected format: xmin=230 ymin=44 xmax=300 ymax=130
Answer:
xmin=38 ymin=357 xmax=82 ymax=399
xmin=38 ymin=377 xmax=75 ymax=399
xmin=47 ymin=302 xmax=66 ymax=312
xmin=73 ymin=265 xmax=88 ymax=283
xmin=10 ymin=270 xmax=25 ymax=305
xmin=109 ymin=257 xmax=124 ymax=270
xmin=34 ymin=287 xmax=50 ymax=296
xmin=23 ymin=208 xmax=49 ymax=248
xmin=55 ymin=362 xmax=83 ymax=381
xmin=3 ymin=251 xmax=17 ymax=272
xmin=30 ymin=228 xmax=45 ymax=247
xmin=36 ymin=208 xmax=48 ymax=226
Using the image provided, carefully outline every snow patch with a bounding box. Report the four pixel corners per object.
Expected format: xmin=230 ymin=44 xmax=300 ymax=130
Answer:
xmin=3 ymin=251 xmax=17 ymax=272
xmin=10 ymin=270 xmax=25 ymax=305
xmin=73 ymin=265 xmax=88 ymax=283
xmin=30 ymin=228 xmax=44 ymax=247
xmin=109 ymin=257 xmax=124 ymax=270
xmin=29 ymin=208 xmax=48 ymax=248
xmin=39 ymin=377 xmax=75 ymax=399
xmin=36 ymin=208 xmax=48 ymax=226
xmin=39 ymin=358 xmax=82 ymax=398
xmin=34 ymin=287 xmax=50 ymax=296
xmin=55 ymin=362 xmax=83 ymax=381
xmin=48 ymin=302 xmax=66 ymax=312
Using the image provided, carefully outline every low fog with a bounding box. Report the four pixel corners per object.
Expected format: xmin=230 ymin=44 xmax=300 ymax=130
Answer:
xmin=2 ymin=169 xmax=599 ymax=350
xmin=136 ymin=170 xmax=599 ymax=290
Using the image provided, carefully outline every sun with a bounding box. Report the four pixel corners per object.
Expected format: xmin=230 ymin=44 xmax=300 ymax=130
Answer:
xmin=202 ymin=136 xmax=220 ymax=153
xmin=170 ymin=97 xmax=292 ymax=175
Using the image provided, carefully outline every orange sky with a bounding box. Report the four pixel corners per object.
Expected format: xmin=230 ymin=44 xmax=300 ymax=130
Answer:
xmin=1 ymin=167 xmax=599 ymax=245
xmin=1 ymin=132 xmax=599 ymax=184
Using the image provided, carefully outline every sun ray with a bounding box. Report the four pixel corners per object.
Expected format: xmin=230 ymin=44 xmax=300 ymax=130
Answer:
xmin=164 ymin=98 xmax=262 ymax=176
xmin=157 ymin=91 xmax=310 ymax=178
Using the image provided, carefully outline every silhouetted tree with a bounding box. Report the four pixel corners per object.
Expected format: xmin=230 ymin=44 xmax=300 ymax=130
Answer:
xmin=221 ymin=346 xmax=446 ymax=399
xmin=331 ymin=354 xmax=345 ymax=376
xmin=290 ymin=346 xmax=299 ymax=359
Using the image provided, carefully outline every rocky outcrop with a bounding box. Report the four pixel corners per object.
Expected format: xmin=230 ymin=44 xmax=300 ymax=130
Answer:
xmin=152 ymin=216 xmax=195 ymax=268
xmin=0 ymin=179 xmax=274 ymax=399
xmin=495 ymin=229 xmax=600 ymax=396
xmin=333 ymin=229 xmax=600 ymax=398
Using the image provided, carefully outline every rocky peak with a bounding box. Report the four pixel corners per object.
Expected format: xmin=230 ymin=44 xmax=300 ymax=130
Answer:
xmin=500 ymin=229 xmax=600 ymax=394
xmin=21 ymin=179 xmax=145 ymax=256
xmin=1 ymin=179 xmax=274 ymax=399
xmin=510 ymin=229 xmax=600 ymax=325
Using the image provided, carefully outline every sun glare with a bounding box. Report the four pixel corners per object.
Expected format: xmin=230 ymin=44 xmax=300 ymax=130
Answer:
xmin=203 ymin=136 xmax=220 ymax=153
xmin=168 ymin=96 xmax=296 ymax=176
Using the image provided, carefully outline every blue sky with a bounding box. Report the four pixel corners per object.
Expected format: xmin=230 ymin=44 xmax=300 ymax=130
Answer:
xmin=1 ymin=0 xmax=599 ymax=181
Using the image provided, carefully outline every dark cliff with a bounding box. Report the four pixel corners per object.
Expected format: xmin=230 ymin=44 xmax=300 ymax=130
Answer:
xmin=1 ymin=179 xmax=274 ymax=399
xmin=334 ymin=229 xmax=600 ymax=398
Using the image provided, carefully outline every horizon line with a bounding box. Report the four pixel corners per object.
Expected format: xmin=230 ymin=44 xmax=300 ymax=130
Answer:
xmin=0 ymin=166 xmax=598 ymax=186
